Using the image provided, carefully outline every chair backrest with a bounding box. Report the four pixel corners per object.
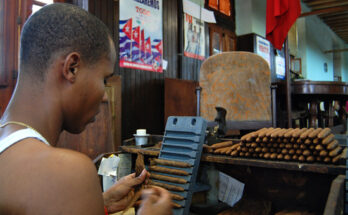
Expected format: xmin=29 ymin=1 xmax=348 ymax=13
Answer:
xmin=199 ymin=51 xmax=271 ymax=129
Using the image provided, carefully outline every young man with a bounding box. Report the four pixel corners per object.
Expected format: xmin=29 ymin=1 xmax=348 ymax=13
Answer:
xmin=0 ymin=3 xmax=172 ymax=215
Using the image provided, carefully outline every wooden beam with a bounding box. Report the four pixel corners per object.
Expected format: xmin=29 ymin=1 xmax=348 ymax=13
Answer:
xmin=311 ymin=2 xmax=348 ymax=11
xmin=324 ymin=48 xmax=348 ymax=53
xmin=300 ymin=5 xmax=348 ymax=17
xmin=307 ymin=0 xmax=339 ymax=7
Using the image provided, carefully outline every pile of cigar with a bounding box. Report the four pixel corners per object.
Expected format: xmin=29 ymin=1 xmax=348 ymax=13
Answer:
xmin=147 ymin=158 xmax=192 ymax=209
xmin=209 ymin=127 xmax=344 ymax=164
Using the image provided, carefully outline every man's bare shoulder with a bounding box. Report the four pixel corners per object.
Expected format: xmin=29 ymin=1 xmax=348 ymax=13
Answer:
xmin=0 ymin=138 xmax=104 ymax=215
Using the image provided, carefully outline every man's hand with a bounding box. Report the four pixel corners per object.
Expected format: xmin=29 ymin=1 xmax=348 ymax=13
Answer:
xmin=137 ymin=186 xmax=173 ymax=215
xmin=103 ymin=169 xmax=148 ymax=213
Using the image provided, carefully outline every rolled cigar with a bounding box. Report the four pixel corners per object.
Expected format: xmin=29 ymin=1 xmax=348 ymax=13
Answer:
xmin=283 ymin=128 xmax=294 ymax=138
xmin=269 ymin=138 xmax=276 ymax=143
xmin=211 ymin=141 xmax=233 ymax=149
xmin=308 ymin=128 xmax=323 ymax=139
xmin=149 ymin=166 xmax=190 ymax=176
xmin=292 ymin=154 xmax=298 ymax=160
xmin=277 ymin=154 xmax=284 ymax=159
xmin=253 ymin=128 xmax=268 ymax=137
xmin=313 ymin=151 xmax=319 ymax=156
xmin=322 ymin=134 xmax=335 ymax=145
xmin=289 ymin=137 xmax=296 ymax=143
xmin=150 ymin=173 xmax=187 ymax=184
xmin=276 ymin=148 xmax=282 ymax=153
xmin=245 ymin=152 xmax=251 ymax=157
xmin=304 ymin=139 xmax=312 ymax=145
xmin=298 ymin=155 xmax=305 ymax=162
xmin=255 ymin=147 xmax=262 ymax=153
xmin=251 ymin=143 xmax=258 ymax=148
xmin=248 ymin=148 xmax=255 ymax=153
xmin=270 ymin=148 xmax=276 ymax=153
xmin=252 ymin=153 xmax=258 ymax=158
xmin=270 ymin=153 xmax=277 ymax=159
xmin=329 ymin=146 xmax=342 ymax=157
xmin=283 ymin=138 xmax=289 ymax=143
xmin=319 ymin=150 xmax=328 ymax=157
xmin=241 ymin=132 xmax=252 ymax=142
xmin=213 ymin=147 xmax=226 ymax=154
xmin=293 ymin=144 xmax=299 ymax=149
xmin=300 ymin=144 xmax=307 ymax=149
xmin=224 ymin=146 xmax=235 ymax=155
xmin=203 ymin=145 xmax=213 ymax=153
xmin=281 ymin=148 xmax=288 ymax=154
xmin=312 ymin=138 xmax=320 ymax=145
xmin=259 ymin=153 xmax=264 ymax=158
xmin=149 ymin=180 xmax=185 ymax=192
xmin=327 ymin=140 xmax=338 ymax=150
xmin=266 ymin=128 xmax=280 ymax=137
xmin=255 ymin=137 xmax=262 ymax=143
xmin=152 ymin=159 xmax=192 ymax=168
xmin=262 ymin=136 xmax=268 ymax=143
xmin=276 ymin=138 xmax=283 ymax=143
xmin=272 ymin=143 xmax=279 ymax=148
xmin=300 ymin=128 xmax=314 ymax=139
xmin=279 ymin=143 xmax=285 ymax=148
xmin=316 ymin=156 xmax=322 ymax=162
xmin=323 ymin=157 xmax=331 ymax=163
xmin=231 ymin=150 xmax=239 ymax=156
xmin=260 ymin=143 xmax=266 ymax=147
xmin=284 ymin=154 xmax=291 ymax=160
xmin=309 ymin=145 xmax=315 ymax=150
xmin=266 ymin=143 xmax=272 ymax=148
xmin=303 ymin=150 xmax=311 ymax=156
xmin=306 ymin=156 xmax=315 ymax=162
xmin=262 ymin=147 xmax=268 ymax=153
xmin=296 ymin=149 xmax=302 ymax=155
xmin=285 ymin=143 xmax=292 ymax=149
xmin=292 ymin=128 xmax=308 ymax=138
xmin=239 ymin=152 xmax=245 ymax=157
xmin=271 ymin=128 xmax=284 ymax=138
xmin=264 ymin=153 xmax=271 ymax=159
xmin=241 ymin=147 xmax=248 ymax=152
xmin=315 ymin=144 xmax=324 ymax=151
xmin=317 ymin=128 xmax=331 ymax=139
xmin=245 ymin=143 xmax=251 ymax=147
xmin=258 ymin=128 xmax=272 ymax=138
xmin=332 ymin=154 xmax=341 ymax=163
xmin=288 ymin=149 xmax=295 ymax=155
xmin=172 ymin=202 xmax=183 ymax=208
xmin=284 ymin=128 xmax=300 ymax=138
xmin=296 ymin=138 xmax=303 ymax=144
xmin=237 ymin=146 xmax=241 ymax=151
xmin=171 ymin=193 xmax=185 ymax=201
xmin=245 ymin=132 xmax=258 ymax=142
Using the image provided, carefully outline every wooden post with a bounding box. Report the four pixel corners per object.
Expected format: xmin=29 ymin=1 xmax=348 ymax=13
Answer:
xmin=285 ymin=37 xmax=292 ymax=128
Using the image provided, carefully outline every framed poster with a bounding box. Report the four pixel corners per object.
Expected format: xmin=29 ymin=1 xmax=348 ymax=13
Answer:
xmin=256 ymin=35 xmax=271 ymax=66
xmin=184 ymin=14 xmax=205 ymax=60
xmin=119 ymin=0 xmax=163 ymax=73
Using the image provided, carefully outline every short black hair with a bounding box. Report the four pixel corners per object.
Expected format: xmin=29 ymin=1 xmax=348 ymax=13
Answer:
xmin=20 ymin=3 xmax=112 ymax=79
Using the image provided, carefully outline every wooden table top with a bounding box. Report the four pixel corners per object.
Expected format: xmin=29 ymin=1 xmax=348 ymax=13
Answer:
xmin=291 ymin=80 xmax=348 ymax=95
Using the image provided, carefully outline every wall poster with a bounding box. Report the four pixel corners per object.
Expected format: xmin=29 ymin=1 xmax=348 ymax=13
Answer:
xmin=119 ymin=0 xmax=163 ymax=73
xmin=184 ymin=14 xmax=205 ymax=60
xmin=256 ymin=35 xmax=271 ymax=66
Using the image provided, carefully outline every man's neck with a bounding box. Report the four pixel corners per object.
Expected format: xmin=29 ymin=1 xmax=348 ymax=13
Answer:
xmin=1 ymin=85 xmax=63 ymax=146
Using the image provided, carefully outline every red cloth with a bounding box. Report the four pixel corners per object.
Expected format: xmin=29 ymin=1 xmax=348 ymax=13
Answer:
xmin=104 ymin=206 xmax=108 ymax=215
xmin=266 ymin=0 xmax=301 ymax=50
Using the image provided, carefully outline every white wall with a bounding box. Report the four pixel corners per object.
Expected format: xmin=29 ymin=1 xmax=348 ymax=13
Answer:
xmin=234 ymin=0 xmax=348 ymax=81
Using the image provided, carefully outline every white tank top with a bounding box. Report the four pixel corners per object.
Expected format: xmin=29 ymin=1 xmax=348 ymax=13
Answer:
xmin=0 ymin=128 xmax=50 ymax=154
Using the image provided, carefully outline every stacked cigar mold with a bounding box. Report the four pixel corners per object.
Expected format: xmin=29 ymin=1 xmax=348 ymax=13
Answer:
xmin=209 ymin=127 xmax=344 ymax=164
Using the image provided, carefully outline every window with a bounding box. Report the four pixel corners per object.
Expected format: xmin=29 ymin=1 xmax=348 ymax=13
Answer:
xmin=208 ymin=0 xmax=231 ymax=16
xmin=209 ymin=23 xmax=236 ymax=56
xmin=32 ymin=0 xmax=54 ymax=14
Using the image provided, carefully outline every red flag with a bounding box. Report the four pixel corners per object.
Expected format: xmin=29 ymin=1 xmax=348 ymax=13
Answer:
xmin=122 ymin=18 xmax=132 ymax=39
xmin=155 ymin=40 xmax=163 ymax=55
xmin=132 ymin=26 xmax=140 ymax=46
xmin=145 ymin=37 xmax=152 ymax=54
xmin=266 ymin=0 xmax=301 ymax=50
xmin=141 ymin=29 xmax=145 ymax=52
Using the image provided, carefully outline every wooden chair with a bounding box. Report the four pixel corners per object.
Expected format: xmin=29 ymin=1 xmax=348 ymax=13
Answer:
xmin=199 ymin=51 xmax=272 ymax=131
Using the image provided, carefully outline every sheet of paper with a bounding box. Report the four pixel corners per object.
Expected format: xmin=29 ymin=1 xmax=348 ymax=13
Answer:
xmin=183 ymin=0 xmax=216 ymax=23
xmin=218 ymin=171 xmax=245 ymax=207
xmin=103 ymin=175 xmax=117 ymax=192
xmin=163 ymin=59 xmax=168 ymax=70
xmin=98 ymin=156 xmax=120 ymax=176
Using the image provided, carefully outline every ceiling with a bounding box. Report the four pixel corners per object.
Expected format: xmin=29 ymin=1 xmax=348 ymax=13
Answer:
xmin=301 ymin=0 xmax=348 ymax=45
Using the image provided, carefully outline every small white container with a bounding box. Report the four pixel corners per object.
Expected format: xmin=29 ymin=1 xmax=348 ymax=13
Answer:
xmin=134 ymin=129 xmax=150 ymax=146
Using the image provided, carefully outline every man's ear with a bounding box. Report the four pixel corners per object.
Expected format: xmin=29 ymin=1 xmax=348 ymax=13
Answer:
xmin=62 ymin=52 xmax=81 ymax=83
